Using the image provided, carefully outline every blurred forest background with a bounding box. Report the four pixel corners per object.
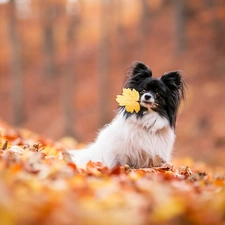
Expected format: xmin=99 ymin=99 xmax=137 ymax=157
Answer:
xmin=0 ymin=0 xmax=225 ymax=166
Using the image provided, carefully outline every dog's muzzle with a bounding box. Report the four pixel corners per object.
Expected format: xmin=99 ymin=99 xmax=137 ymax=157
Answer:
xmin=141 ymin=93 xmax=154 ymax=104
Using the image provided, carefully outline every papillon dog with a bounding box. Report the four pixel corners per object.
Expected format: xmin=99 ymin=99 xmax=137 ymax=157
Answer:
xmin=69 ymin=62 xmax=185 ymax=168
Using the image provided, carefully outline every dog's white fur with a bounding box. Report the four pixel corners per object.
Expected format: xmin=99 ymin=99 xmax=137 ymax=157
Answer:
xmin=69 ymin=109 xmax=175 ymax=168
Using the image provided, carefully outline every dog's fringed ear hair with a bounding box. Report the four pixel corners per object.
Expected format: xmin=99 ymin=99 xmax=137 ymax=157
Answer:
xmin=124 ymin=62 xmax=152 ymax=88
xmin=161 ymin=71 xmax=185 ymax=99
xmin=128 ymin=62 xmax=152 ymax=78
xmin=161 ymin=71 xmax=185 ymax=128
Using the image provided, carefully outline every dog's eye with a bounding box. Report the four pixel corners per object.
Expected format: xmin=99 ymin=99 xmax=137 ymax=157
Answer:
xmin=140 ymin=90 xmax=146 ymax=95
xmin=155 ymin=92 xmax=161 ymax=98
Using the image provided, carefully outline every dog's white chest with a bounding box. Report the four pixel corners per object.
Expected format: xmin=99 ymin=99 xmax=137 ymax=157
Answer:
xmin=100 ymin=112 xmax=175 ymax=168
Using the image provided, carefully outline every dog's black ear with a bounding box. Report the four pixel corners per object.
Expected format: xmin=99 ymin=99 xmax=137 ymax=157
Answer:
xmin=161 ymin=71 xmax=185 ymax=129
xmin=128 ymin=62 xmax=152 ymax=78
xmin=124 ymin=62 xmax=152 ymax=88
xmin=161 ymin=71 xmax=185 ymax=98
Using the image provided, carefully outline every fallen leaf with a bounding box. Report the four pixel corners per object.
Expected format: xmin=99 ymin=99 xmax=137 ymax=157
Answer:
xmin=1 ymin=120 xmax=225 ymax=225
xmin=1 ymin=141 xmax=8 ymax=150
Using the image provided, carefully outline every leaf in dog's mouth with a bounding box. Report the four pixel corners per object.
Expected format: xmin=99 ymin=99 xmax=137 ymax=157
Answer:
xmin=116 ymin=88 xmax=140 ymax=113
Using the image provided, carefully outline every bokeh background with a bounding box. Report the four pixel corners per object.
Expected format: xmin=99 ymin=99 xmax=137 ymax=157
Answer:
xmin=0 ymin=0 xmax=225 ymax=166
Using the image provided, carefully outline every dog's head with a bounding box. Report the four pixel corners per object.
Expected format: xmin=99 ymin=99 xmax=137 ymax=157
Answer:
xmin=122 ymin=62 xmax=185 ymax=128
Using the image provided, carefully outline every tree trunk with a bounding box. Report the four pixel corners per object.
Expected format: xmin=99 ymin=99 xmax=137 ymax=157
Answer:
xmin=8 ymin=0 xmax=24 ymax=126
xmin=98 ymin=0 xmax=111 ymax=126
xmin=62 ymin=10 xmax=80 ymax=137
xmin=62 ymin=64 xmax=75 ymax=137
xmin=115 ymin=0 xmax=128 ymax=66
xmin=137 ymin=0 xmax=151 ymax=59
xmin=42 ymin=2 xmax=58 ymax=79
xmin=174 ymin=0 xmax=186 ymax=54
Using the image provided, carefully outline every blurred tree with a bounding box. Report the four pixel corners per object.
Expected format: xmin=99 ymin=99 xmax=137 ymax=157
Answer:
xmin=42 ymin=0 xmax=59 ymax=78
xmin=98 ymin=0 xmax=111 ymax=126
xmin=212 ymin=1 xmax=225 ymax=53
xmin=7 ymin=0 xmax=24 ymax=126
xmin=62 ymin=0 xmax=81 ymax=137
xmin=140 ymin=0 xmax=151 ymax=35
xmin=137 ymin=0 xmax=151 ymax=59
xmin=174 ymin=0 xmax=186 ymax=54
xmin=205 ymin=0 xmax=214 ymax=7
xmin=115 ymin=0 xmax=128 ymax=66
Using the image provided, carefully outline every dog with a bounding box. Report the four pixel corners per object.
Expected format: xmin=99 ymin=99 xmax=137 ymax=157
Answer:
xmin=69 ymin=62 xmax=185 ymax=168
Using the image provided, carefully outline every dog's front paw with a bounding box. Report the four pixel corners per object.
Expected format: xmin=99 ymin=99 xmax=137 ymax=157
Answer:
xmin=153 ymin=155 xmax=166 ymax=167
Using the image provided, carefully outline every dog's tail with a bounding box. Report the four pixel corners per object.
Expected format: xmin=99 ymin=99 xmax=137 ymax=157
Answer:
xmin=68 ymin=146 xmax=95 ymax=168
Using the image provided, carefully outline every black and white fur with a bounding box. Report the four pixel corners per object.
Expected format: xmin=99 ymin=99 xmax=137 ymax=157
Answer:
xmin=69 ymin=62 xmax=185 ymax=168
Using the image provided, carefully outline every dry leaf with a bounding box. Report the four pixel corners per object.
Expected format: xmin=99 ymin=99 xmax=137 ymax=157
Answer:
xmin=1 ymin=141 xmax=8 ymax=150
xmin=1 ymin=120 xmax=225 ymax=225
xmin=116 ymin=88 xmax=140 ymax=113
xmin=153 ymin=155 xmax=166 ymax=167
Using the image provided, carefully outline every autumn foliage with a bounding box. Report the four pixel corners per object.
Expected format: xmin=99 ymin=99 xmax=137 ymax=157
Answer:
xmin=0 ymin=1 xmax=225 ymax=224
xmin=1 ymin=0 xmax=225 ymax=168
xmin=0 ymin=121 xmax=225 ymax=225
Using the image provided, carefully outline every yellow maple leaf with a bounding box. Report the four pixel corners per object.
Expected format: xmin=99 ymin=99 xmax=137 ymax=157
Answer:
xmin=116 ymin=88 xmax=140 ymax=113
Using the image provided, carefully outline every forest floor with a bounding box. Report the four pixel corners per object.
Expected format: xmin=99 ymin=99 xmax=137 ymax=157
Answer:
xmin=0 ymin=120 xmax=225 ymax=225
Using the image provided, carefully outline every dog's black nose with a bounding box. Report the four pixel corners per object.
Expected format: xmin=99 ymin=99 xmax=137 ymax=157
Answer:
xmin=144 ymin=93 xmax=151 ymax=100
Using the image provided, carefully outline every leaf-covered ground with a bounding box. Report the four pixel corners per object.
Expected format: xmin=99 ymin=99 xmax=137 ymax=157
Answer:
xmin=0 ymin=121 xmax=225 ymax=225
